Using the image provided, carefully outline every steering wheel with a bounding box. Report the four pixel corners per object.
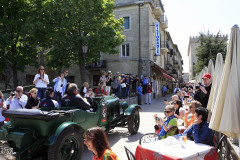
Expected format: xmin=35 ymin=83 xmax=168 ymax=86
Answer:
xmin=86 ymin=97 xmax=93 ymax=106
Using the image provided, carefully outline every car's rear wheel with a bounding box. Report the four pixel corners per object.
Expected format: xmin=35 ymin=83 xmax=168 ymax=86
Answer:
xmin=128 ymin=108 xmax=140 ymax=135
xmin=48 ymin=128 xmax=83 ymax=160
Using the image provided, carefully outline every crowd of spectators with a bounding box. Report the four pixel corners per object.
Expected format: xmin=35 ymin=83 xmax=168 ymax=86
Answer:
xmin=0 ymin=67 xmax=157 ymax=112
xmin=154 ymin=73 xmax=214 ymax=146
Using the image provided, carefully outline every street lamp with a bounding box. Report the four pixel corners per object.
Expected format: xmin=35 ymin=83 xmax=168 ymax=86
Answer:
xmin=82 ymin=44 xmax=88 ymax=82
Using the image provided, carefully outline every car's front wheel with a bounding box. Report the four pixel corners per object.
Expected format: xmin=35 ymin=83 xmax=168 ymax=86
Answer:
xmin=127 ymin=108 xmax=140 ymax=135
xmin=48 ymin=128 xmax=83 ymax=160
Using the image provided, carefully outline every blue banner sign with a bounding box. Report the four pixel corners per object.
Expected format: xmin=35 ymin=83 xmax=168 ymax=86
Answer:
xmin=155 ymin=22 xmax=160 ymax=56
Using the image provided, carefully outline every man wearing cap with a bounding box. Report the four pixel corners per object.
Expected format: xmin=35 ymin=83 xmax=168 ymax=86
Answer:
xmin=199 ymin=73 xmax=212 ymax=108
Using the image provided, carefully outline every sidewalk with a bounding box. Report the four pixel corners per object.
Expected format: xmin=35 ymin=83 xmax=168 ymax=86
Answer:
xmin=119 ymin=93 xmax=174 ymax=107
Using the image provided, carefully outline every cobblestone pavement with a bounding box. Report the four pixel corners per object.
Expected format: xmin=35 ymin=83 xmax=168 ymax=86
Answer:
xmin=82 ymin=93 xmax=174 ymax=160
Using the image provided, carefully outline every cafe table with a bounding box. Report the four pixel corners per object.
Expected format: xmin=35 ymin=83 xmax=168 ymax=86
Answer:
xmin=135 ymin=138 xmax=218 ymax=160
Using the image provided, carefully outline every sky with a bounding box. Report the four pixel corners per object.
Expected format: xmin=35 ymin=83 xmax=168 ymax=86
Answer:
xmin=161 ymin=0 xmax=240 ymax=73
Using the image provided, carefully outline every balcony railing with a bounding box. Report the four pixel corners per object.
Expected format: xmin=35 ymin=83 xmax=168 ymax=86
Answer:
xmin=174 ymin=60 xmax=179 ymax=65
xmin=161 ymin=41 xmax=168 ymax=48
xmin=86 ymin=60 xmax=106 ymax=68
xmin=160 ymin=15 xmax=168 ymax=25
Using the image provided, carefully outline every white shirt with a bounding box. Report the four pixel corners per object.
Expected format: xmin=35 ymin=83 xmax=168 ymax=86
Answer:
xmin=5 ymin=94 xmax=28 ymax=109
xmin=83 ymin=87 xmax=87 ymax=97
xmin=33 ymin=74 xmax=49 ymax=88
xmin=56 ymin=79 xmax=64 ymax=93
xmin=0 ymin=99 xmax=6 ymax=122
xmin=53 ymin=100 xmax=59 ymax=109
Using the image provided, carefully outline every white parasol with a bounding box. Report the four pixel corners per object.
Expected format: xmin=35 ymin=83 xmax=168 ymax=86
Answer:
xmin=207 ymin=59 xmax=215 ymax=79
xmin=209 ymin=25 xmax=240 ymax=138
xmin=207 ymin=54 xmax=224 ymax=111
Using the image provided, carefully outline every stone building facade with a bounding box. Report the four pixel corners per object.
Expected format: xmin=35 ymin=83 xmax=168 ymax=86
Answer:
xmin=100 ymin=0 xmax=183 ymax=97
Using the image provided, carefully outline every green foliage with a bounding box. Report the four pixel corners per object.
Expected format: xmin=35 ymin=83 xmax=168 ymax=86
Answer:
xmin=194 ymin=31 xmax=227 ymax=75
xmin=44 ymin=0 xmax=125 ymax=70
xmin=0 ymin=0 xmax=40 ymax=72
xmin=0 ymin=0 xmax=125 ymax=86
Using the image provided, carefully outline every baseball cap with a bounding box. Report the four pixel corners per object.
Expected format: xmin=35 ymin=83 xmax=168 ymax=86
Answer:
xmin=202 ymin=73 xmax=211 ymax=79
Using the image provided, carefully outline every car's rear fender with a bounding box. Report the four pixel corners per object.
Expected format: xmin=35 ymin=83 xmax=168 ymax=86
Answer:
xmin=46 ymin=122 xmax=84 ymax=145
xmin=124 ymin=104 xmax=141 ymax=116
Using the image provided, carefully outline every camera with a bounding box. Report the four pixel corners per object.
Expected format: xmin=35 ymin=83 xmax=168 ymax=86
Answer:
xmin=61 ymin=84 xmax=63 ymax=87
xmin=11 ymin=91 xmax=16 ymax=97
xmin=195 ymin=86 xmax=200 ymax=89
xmin=155 ymin=117 xmax=160 ymax=121
xmin=184 ymin=95 xmax=189 ymax=98
xmin=39 ymin=77 xmax=42 ymax=79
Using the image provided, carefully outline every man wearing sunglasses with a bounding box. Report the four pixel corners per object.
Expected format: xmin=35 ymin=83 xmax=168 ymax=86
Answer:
xmin=5 ymin=86 xmax=28 ymax=109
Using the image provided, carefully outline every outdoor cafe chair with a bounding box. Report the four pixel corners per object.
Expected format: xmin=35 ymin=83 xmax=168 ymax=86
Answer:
xmin=124 ymin=146 xmax=136 ymax=160
xmin=139 ymin=126 xmax=179 ymax=145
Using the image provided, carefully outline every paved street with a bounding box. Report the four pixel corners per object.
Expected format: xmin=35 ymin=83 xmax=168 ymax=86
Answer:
xmin=82 ymin=93 xmax=173 ymax=160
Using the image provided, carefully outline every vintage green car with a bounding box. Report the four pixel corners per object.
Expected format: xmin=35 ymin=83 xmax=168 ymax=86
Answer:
xmin=0 ymin=96 xmax=141 ymax=160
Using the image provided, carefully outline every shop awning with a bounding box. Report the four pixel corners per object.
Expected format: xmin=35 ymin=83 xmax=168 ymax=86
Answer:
xmin=153 ymin=63 xmax=176 ymax=81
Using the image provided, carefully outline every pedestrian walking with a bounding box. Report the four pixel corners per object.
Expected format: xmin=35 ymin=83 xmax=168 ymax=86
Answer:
xmin=145 ymin=84 xmax=152 ymax=104
xmin=162 ymin=85 xmax=167 ymax=97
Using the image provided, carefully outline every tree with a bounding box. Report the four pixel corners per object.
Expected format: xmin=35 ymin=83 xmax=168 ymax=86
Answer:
xmin=0 ymin=0 xmax=49 ymax=89
xmin=194 ymin=31 xmax=227 ymax=76
xmin=44 ymin=0 xmax=125 ymax=83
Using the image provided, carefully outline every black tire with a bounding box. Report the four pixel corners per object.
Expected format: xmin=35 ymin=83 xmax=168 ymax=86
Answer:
xmin=48 ymin=128 xmax=83 ymax=160
xmin=127 ymin=108 xmax=140 ymax=135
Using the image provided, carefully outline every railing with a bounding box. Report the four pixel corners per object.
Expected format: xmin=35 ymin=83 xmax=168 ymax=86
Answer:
xmin=160 ymin=15 xmax=168 ymax=25
xmin=174 ymin=60 xmax=179 ymax=65
xmin=86 ymin=60 xmax=106 ymax=68
xmin=214 ymin=131 xmax=239 ymax=160
xmin=161 ymin=41 xmax=168 ymax=48
xmin=151 ymin=0 xmax=165 ymax=12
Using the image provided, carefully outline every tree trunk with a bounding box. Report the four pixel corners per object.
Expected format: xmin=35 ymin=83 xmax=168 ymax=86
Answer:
xmin=11 ymin=44 xmax=18 ymax=89
xmin=4 ymin=61 xmax=13 ymax=90
xmin=12 ymin=63 xmax=18 ymax=89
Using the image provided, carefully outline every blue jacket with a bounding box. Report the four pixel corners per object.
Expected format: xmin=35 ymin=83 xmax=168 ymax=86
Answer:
xmin=40 ymin=96 xmax=55 ymax=107
xmin=162 ymin=86 xmax=167 ymax=92
xmin=137 ymin=86 xmax=142 ymax=95
xmin=53 ymin=77 xmax=67 ymax=95
xmin=184 ymin=121 xmax=214 ymax=146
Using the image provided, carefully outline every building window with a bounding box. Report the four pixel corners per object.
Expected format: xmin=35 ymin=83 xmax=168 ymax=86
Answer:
xmin=123 ymin=17 xmax=130 ymax=29
xmin=121 ymin=44 xmax=130 ymax=57
xmin=93 ymin=75 xmax=101 ymax=86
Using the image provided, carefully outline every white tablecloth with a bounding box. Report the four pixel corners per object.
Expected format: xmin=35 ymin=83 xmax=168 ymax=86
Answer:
xmin=141 ymin=138 xmax=212 ymax=160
